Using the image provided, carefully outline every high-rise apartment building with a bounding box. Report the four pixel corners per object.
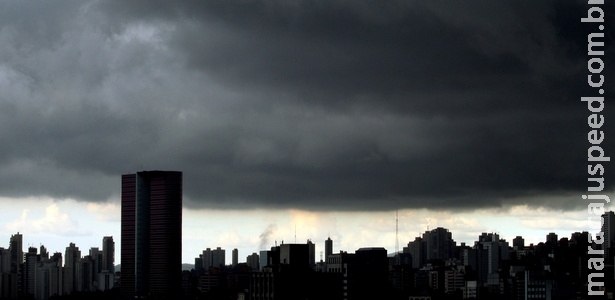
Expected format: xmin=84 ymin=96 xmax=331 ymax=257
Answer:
xmin=246 ymin=253 xmax=259 ymax=271
xmin=423 ymin=227 xmax=455 ymax=262
xmin=24 ymin=247 xmax=38 ymax=297
xmin=9 ymin=233 xmax=22 ymax=274
xmin=546 ymin=232 xmax=558 ymax=244
xmin=211 ymin=247 xmax=225 ymax=268
xmin=63 ymin=243 xmax=81 ymax=295
xmin=602 ymin=211 xmax=615 ymax=250
xmin=232 ymin=248 xmax=238 ymax=266
xmin=102 ymin=236 xmax=115 ymax=273
xmin=121 ymin=171 xmax=182 ymax=299
xmin=89 ymin=248 xmax=102 ymax=279
xmin=325 ymin=237 xmax=333 ymax=264
xmin=513 ymin=236 xmax=525 ymax=250
xmin=404 ymin=237 xmax=426 ymax=269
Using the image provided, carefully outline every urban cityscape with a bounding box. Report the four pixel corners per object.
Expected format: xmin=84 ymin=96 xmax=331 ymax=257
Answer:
xmin=0 ymin=171 xmax=611 ymax=299
xmin=0 ymin=1 xmax=612 ymax=300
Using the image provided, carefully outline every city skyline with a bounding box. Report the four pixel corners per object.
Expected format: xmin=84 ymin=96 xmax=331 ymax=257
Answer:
xmin=0 ymin=0 xmax=612 ymax=272
xmin=2 ymin=211 xmax=611 ymax=299
xmin=0 ymin=208 xmax=602 ymax=266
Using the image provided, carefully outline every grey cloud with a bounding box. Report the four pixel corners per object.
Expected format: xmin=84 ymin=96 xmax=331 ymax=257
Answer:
xmin=0 ymin=0 xmax=612 ymax=211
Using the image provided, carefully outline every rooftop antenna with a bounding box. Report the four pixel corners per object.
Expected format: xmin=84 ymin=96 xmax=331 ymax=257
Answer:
xmin=294 ymin=225 xmax=297 ymax=244
xmin=395 ymin=210 xmax=399 ymax=254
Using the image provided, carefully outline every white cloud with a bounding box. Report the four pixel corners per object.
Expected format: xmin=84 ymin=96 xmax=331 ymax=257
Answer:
xmin=86 ymin=202 xmax=120 ymax=222
xmin=5 ymin=203 xmax=90 ymax=237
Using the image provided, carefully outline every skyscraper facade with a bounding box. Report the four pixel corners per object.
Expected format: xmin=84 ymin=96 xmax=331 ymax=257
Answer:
xmin=102 ymin=236 xmax=114 ymax=273
xmin=9 ymin=233 xmax=22 ymax=274
xmin=602 ymin=211 xmax=615 ymax=250
xmin=211 ymin=247 xmax=225 ymax=268
xmin=121 ymin=171 xmax=182 ymax=299
xmin=423 ymin=227 xmax=455 ymax=262
xmin=63 ymin=243 xmax=81 ymax=295
xmin=324 ymin=237 xmax=333 ymax=264
xmin=232 ymin=248 xmax=238 ymax=266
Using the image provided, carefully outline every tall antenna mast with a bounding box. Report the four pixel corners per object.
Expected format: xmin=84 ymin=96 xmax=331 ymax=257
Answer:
xmin=395 ymin=210 xmax=399 ymax=254
xmin=294 ymin=225 xmax=297 ymax=244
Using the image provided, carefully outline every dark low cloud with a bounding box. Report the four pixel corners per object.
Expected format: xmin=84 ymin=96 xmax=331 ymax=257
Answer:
xmin=0 ymin=0 xmax=612 ymax=211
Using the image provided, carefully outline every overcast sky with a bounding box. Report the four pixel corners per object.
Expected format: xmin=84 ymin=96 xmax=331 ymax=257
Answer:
xmin=0 ymin=0 xmax=613 ymax=262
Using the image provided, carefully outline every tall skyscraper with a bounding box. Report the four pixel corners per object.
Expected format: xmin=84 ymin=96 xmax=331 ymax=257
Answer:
xmin=102 ymin=236 xmax=115 ymax=273
xmin=89 ymin=248 xmax=102 ymax=279
xmin=602 ymin=211 xmax=615 ymax=250
xmin=423 ymin=227 xmax=455 ymax=262
xmin=405 ymin=237 xmax=426 ymax=269
xmin=121 ymin=171 xmax=182 ymax=299
xmin=325 ymin=237 xmax=333 ymax=264
xmin=211 ymin=247 xmax=225 ymax=268
xmin=24 ymin=247 xmax=38 ymax=297
xmin=63 ymin=243 xmax=81 ymax=295
xmin=9 ymin=233 xmax=22 ymax=274
xmin=202 ymin=248 xmax=212 ymax=270
xmin=232 ymin=248 xmax=238 ymax=266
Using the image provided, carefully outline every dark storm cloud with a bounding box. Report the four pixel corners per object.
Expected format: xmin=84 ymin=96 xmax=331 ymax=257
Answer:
xmin=0 ymin=0 xmax=612 ymax=211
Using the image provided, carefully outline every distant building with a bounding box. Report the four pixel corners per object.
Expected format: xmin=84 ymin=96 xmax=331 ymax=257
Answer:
xmin=98 ymin=270 xmax=115 ymax=291
xmin=202 ymin=248 xmax=212 ymax=270
xmin=121 ymin=171 xmax=183 ymax=299
xmin=63 ymin=243 xmax=80 ymax=295
xmin=464 ymin=280 xmax=478 ymax=299
xmin=89 ymin=247 xmax=102 ymax=280
xmin=24 ymin=247 xmax=38 ymax=297
xmin=36 ymin=253 xmax=63 ymax=300
xmin=199 ymin=247 xmax=226 ymax=270
xmin=307 ymin=240 xmax=315 ymax=268
xmin=389 ymin=253 xmax=412 ymax=293
xmin=0 ymin=247 xmax=10 ymax=273
xmin=78 ymin=255 xmax=95 ymax=292
xmin=102 ymin=236 xmax=115 ymax=273
xmin=195 ymin=256 xmax=204 ymax=273
xmin=232 ymin=248 xmax=238 ymax=266
xmin=405 ymin=237 xmax=426 ymax=269
xmin=325 ymin=237 xmax=333 ymax=264
xmin=212 ymin=247 xmax=225 ymax=268
xmin=444 ymin=266 xmax=465 ymax=294
xmin=424 ymin=227 xmax=455 ymax=262
xmin=279 ymin=243 xmax=310 ymax=269
xmin=246 ymin=253 xmax=259 ymax=271
xmin=9 ymin=233 xmax=22 ymax=274
xmin=602 ymin=211 xmax=615 ymax=251
xmin=513 ymin=236 xmax=524 ymax=250
xmin=259 ymin=247 xmax=280 ymax=271
xmin=546 ymin=232 xmax=558 ymax=244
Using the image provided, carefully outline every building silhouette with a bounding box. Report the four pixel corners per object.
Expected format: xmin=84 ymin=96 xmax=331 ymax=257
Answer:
xmin=9 ymin=233 xmax=22 ymax=274
xmin=63 ymin=243 xmax=80 ymax=295
xmin=232 ymin=248 xmax=238 ymax=266
xmin=424 ymin=227 xmax=455 ymax=262
xmin=512 ymin=236 xmax=524 ymax=250
xmin=602 ymin=212 xmax=615 ymax=249
xmin=24 ymin=247 xmax=38 ymax=297
xmin=246 ymin=253 xmax=259 ymax=271
xmin=211 ymin=247 xmax=225 ymax=269
xmin=325 ymin=237 xmax=333 ymax=264
xmin=102 ymin=236 xmax=114 ymax=273
xmin=121 ymin=170 xmax=182 ymax=299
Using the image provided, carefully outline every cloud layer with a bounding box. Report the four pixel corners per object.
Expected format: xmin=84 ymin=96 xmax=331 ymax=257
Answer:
xmin=0 ymin=0 xmax=613 ymax=211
